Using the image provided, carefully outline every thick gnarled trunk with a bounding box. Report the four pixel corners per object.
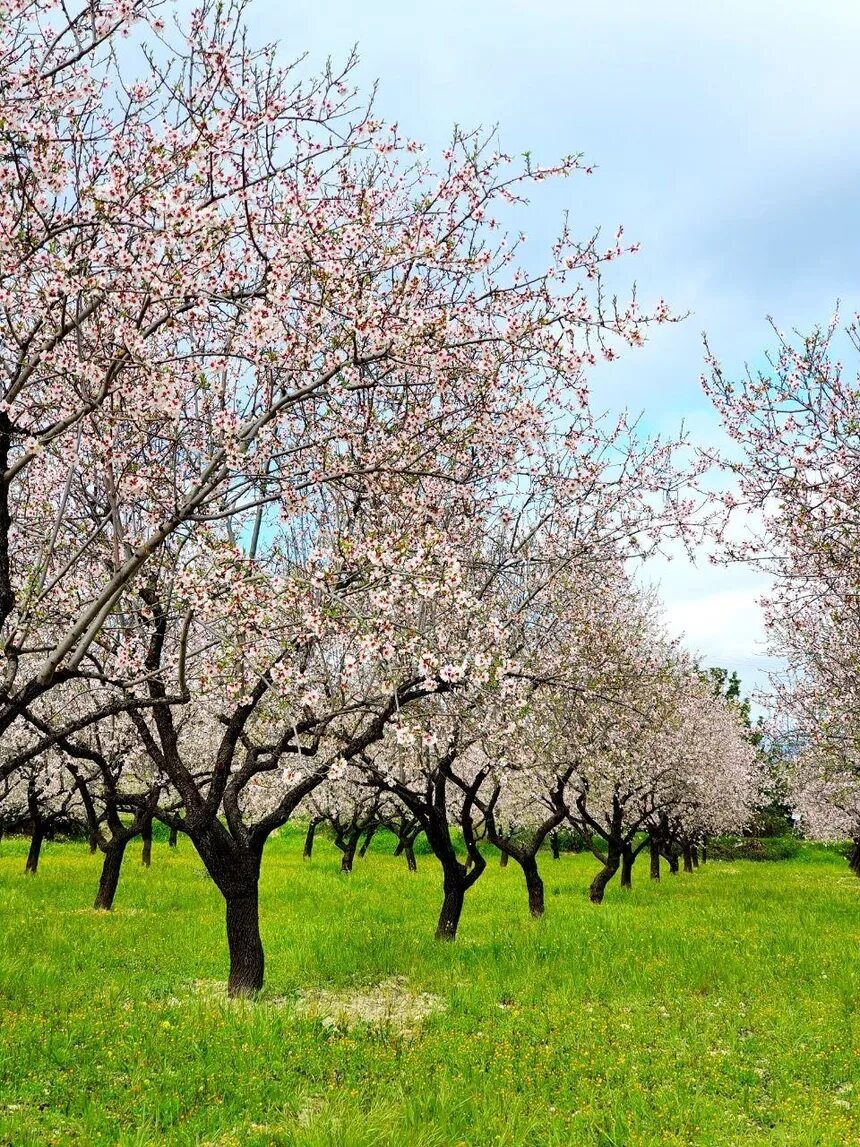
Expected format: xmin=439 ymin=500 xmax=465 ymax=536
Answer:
xmin=436 ymin=877 xmax=466 ymax=941
xmin=340 ymin=834 xmax=358 ymax=873
xmin=649 ymin=838 xmax=661 ymax=880
xmin=190 ymin=824 xmax=266 ymax=998
xmin=140 ymin=815 xmax=153 ymax=867
xmin=25 ymin=827 xmax=44 ymax=874
xmin=94 ymin=839 xmax=129 ymax=910
xmin=589 ymin=847 xmax=620 ymax=903
xmin=358 ymin=826 xmax=376 ymax=858
xmin=303 ymin=819 xmax=319 ymax=860
xmin=225 ymin=887 xmax=264 ymax=998
xmin=620 ymin=845 xmax=634 ymax=889
xmin=521 ymin=855 xmax=544 ymax=917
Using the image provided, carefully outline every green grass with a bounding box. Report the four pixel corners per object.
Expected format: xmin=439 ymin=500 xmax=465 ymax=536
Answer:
xmin=1 ymin=830 xmax=859 ymax=1146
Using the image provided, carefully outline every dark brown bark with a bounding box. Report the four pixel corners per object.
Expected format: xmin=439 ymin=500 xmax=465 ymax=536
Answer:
xmin=522 ymin=855 xmax=544 ymax=917
xmin=225 ymin=886 xmax=264 ymax=998
xmin=89 ymin=831 xmax=99 ymax=855
xmin=94 ymin=839 xmax=129 ymax=910
xmin=140 ymin=814 xmax=153 ymax=867
xmin=365 ymin=752 xmax=486 ymax=941
xmin=550 ymin=832 xmax=561 ymax=860
xmin=168 ymin=826 xmax=178 ymax=849
xmin=340 ymin=836 xmax=358 ymax=873
xmin=649 ymin=838 xmax=661 ymax=881
xmin=358 ymin=825 xmax=377 ymax=858
xmin=848 ymin=839 xmax=860 ymax=875
xmin=302 ymin=818 xmax=319 ymax=860
xmin=667 ymin=852 xmax=679 ymax=874
xmin=188 ymin=823 xmax=266 ymax=998
xmin=589 ymin=847 xmax=620 ymax=903
xmin=24 ymin=827 xmax=44 ymax=874
xmin=691 ymin=845 xmax=699 ymax=868
xmin=499 ymin=850 xmax=509 ymax=868
xmin=404 ymin=842 xmax=417 ymax=872
xmin=682 ymin=843 xmax=694 ymax=874
xmin=620 ymin=845 xmax=634 ymax=889
xmin=436 ymin=878 xmax=466 ymax=940
xmin=700 ymin=838 xmax=708 ymax=864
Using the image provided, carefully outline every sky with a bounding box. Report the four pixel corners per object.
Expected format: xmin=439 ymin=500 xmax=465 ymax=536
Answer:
xmin=258 ymin=0 xmax=860 ymax=699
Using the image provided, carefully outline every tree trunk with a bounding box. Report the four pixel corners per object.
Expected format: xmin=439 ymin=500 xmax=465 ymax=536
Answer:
xmin=358 ymin=826 xmax=376 ymax=858
xmin=700 ymin=838 xmax=708 ymax=864
xmin=436 ymin=877 xmax=466 ymax=941
xmin=667 ymin=852 xmax=679 ymax=875
xmin=94 ymin=839 xmax=129 ymax=910
xmin=393 ymin=837 xmax=405 ymax=857
xmin=848 ymin=839 xmax=860 ymax=875
xmin=620 ymin=845 xmax=634 ymax=889
xmin=140 ymin=815 xmax=153 ymax=867
xmin=168 ymin=826 xmax=178 ymax=849
xmin=88 ymin=831 xmax=99 ymax=855
xmin=691 ymin=845 xmax=699 ymax=868
xmin=589 ymin=848 xmax=620 ymax=903
xmin=404 ymin=842 xmax=417 ymax=872
xmin=521 ymin=855 xmax=544 ymax=917
xmin=499 ymin=850 xmax=509 ymax=868
xmin=682 ymin=843 xmax=694 ymax=874
xmin=225 ymin=886 xmax=264 ymax=998
xmin=25 ymin=827 xmax=44 ymax=874
xmin=302 ymin=819 xmax=318 ymax=860
xmin=649 ymin=838 xmax=661 ymax=880
xmin=340 ymin=837 xmax=357 ymax=873
xmin=550 ymin=832 xmax=560 ymax=860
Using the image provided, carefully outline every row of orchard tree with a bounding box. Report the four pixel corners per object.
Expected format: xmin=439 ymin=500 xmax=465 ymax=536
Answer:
xmin=0 ymin=573 xmax=763 ymax=997
xmin=0 ymin=0 xmax=854 ymax=998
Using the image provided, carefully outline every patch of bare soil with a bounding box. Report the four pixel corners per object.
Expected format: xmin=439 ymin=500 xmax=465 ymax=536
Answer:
xmin=295 ymin=975 xmax=445 ymax=1033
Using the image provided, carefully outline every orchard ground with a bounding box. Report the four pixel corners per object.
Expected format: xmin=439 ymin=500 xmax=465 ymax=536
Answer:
xmin=1 ymin=829 xmax=858 ymax=1147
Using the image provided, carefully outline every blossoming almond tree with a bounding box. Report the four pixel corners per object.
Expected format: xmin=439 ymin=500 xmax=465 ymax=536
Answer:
xmin=704 ymin=315 xmax=860 ymax=869
xmin=0 ymin=0 xmax=696 ymax=994
xmin=0 ymin=0 xmax=369 ymax=739
xmin=3 ymin=0 xmax=679 ymax=763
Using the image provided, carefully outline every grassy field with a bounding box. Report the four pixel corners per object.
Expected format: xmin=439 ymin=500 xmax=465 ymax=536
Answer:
xmin=1 ymin=829 xmax=858 ymax=1146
